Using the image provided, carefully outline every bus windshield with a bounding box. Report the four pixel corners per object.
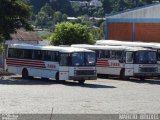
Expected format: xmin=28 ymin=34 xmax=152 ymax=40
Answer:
xmin=135 ymin=51 xmax=157 ymax=64
xmin=71 ymin=52 xmax=96 ymax=66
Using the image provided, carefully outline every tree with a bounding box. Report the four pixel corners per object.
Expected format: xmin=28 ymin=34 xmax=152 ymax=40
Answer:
xmin=28 ymin=0 xmax=49 ymax=14
xmin=0 ymin=0 xmax=32 ymax=40
xmin=49 ymin=0 xmax=74 ymax=16
xmin=40 ymin=3 xmax=53 ymax=17
xmin=53 ymin=11 xmax=63 ymax=25
xmin=35 ymin=3 xmax=54 ymax=29
xmin=50 ymin=22 xmax=95 ymax=45
xmin=101 ymin=0 xmax=114 ymax=14
xmin=52 ymin=11 xmax=68 ymax=30
xmin=35 ymin=11 xmax=49 ymax=28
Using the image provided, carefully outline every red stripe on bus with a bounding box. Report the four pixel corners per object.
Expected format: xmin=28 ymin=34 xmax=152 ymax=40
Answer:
xmin=7 ymin=64 xmax=45 ymax=68
xmin=7 ymin=58 xmax=44 ymax=62
xmin=6 ymin=58 xmax=45 ymax=68
xmin=96 ymin=59 xmax=109 ymax=67
xmin=7 ymin=63 xmax=45 ymax=68
xmin=6 ymin=60 xmax=44 ymax=65
xmin=7 ymin=62 xmax=45 ymax=66
xmin=6 ymin=58 xmax=44 ymax=63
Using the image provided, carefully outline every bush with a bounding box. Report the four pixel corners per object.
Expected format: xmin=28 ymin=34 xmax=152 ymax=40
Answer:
xmin=50 ymin=22 xmax=95 ymax=45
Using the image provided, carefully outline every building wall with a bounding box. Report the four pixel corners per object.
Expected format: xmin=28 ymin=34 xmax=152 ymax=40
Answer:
xmin=105 ymin=4 xmax=160 ymax=42
xmin=108 ymin=23 xmax=132 ymax=41
xmin=135 ymin=23 xmax=160 ymax=42
xmin=106 ymin=19 xmax=160 ymax=42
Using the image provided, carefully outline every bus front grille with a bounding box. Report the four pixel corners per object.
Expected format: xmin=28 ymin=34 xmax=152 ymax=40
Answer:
xmin=75 ymin=70 xmax=96 ymax=76
xmin=139 ymin=67 xmax=157 ymax=73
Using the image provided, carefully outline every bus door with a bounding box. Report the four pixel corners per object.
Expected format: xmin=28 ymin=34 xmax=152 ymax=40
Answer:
xmin=59 ymin=53 xmax=69 ymax=80
xmin=125 ymin=51 xmax=134 ymax=76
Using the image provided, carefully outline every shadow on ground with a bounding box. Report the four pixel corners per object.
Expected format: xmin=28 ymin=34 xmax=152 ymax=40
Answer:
xmin=0 ymin=77 xmax=116 ymax=89
xmin=99 ymin=76 xmax=160 ymax=85
xmin=63 ymin=81 xmax=116 ymax=88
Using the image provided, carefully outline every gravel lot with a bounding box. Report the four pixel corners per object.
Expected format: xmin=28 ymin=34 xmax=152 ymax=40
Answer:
xmin=0 ymin=75 xmax=160 ymax=114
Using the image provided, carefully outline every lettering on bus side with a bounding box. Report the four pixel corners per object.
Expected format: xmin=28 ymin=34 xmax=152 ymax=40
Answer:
xmin=110 ymin=62 xmax=120 ymax=67
xmin=47 ymin=64 xmax=56 ymax=68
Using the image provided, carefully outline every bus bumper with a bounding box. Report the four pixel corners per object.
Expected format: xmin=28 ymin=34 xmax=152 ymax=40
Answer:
xmin=69 ymin=76 xmax=97 ymax=81
xmin=134 ymin=73 xmax=159 ymax=77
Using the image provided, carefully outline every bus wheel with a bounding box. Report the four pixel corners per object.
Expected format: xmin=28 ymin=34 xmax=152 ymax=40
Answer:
xmin=78 ymin=80 xmax=85 ymax=84
xmin=55 ymin=72 xmax=59 ymax=81
xmin=22 ymin=69 xmax=28 ymax=79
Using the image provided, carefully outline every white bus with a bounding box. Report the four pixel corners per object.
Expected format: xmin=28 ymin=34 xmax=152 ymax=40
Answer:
xmin=6 ymin=44 xmax=97 ymax=83
xmin=71 ymin=44 xmax=158 ymax=80
xmin=96 ymin=40 xmax=160 ymax=75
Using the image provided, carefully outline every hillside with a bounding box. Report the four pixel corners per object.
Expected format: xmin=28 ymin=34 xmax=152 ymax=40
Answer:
xmin=28 ymin=0 xmax=159 ymax=16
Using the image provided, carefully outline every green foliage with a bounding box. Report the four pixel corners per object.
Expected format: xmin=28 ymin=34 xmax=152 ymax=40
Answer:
xmin=35 ymin=11 xmax=49 ymax=28
xmin=68 ymin=15 xmax=105 ymax=40
xmin=40 ymin=33 xmax=51 ymax=40
xmin=35 ymin=3 xmax=54 ymax=29
xmin=0 ymin=0 xmax=33 ymax=40
xmin=50 ymin=22 xmax=95 ymax=45
xmin=53 ymin=11 xmax=68 ymax=25
xmin=49 ymin=0 xmax=74 ymax=16
xmin=28 ymin=0 xmax=49 ymax=13
xmin=40 ymin=3 xmax=53 ymax=17
xmin=29 ymin=0 xmax=160 ymax=18
xmin=101 ymin=0 xmax=157 ymax=13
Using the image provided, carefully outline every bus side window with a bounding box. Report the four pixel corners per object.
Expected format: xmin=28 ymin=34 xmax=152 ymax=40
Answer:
xmin=17 ymin=49 xmax=24 ymax=59
xmin=43 ymin=51 xmax=51 ymax=61
xmin=8 ymin=48 xmax=14 ymax=58
xmin=34 ymin=50 xmax=42 ymax=60
xmin=120 ymin=51 xmax=125 ymax=63
xmin=105 ymin=50 xmax=110 ymax=58
xmin=99 ymin=50 xmax=110 ymax=59
xmin=43 ymin=51 xmax=59 ymax=62
xmin=24 ymin=49 xmax=32 ymax=59
xmin=111 ymin=51 xmax=116 ymax=59
xmin=99 ymin=50 xmax=104 ymax=58
xmin=54 ymin=52 xmax=59 ymax=62
xmin=8 ymin=48 xmax=21 ymax=58
xmin=95 ymin=50 xmax=100 ymax=58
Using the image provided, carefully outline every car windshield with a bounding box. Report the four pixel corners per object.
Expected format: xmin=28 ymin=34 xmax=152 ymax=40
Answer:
xmin=135 ymin=51 xmax=157 ymax=64
xmin=71 ymin=52 xmax=96 ymax=66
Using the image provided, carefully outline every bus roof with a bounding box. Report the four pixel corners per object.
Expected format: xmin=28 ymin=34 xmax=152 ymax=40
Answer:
xmin=71 ymin=44 xmax=154 ymax=52
xmin=96 ymin=40 xmax=155 ymax=48
xmin=8 ymin=44 xmax=95 ymax=53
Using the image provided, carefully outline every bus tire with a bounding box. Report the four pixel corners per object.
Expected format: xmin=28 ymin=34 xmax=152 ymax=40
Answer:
xmin=55 ymin=72 xmax=59 ymax=81
xmin=78 ymin=80 xmax=85 ymax=84
xmin=22 ymin=69 xmax=28 ymax=79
